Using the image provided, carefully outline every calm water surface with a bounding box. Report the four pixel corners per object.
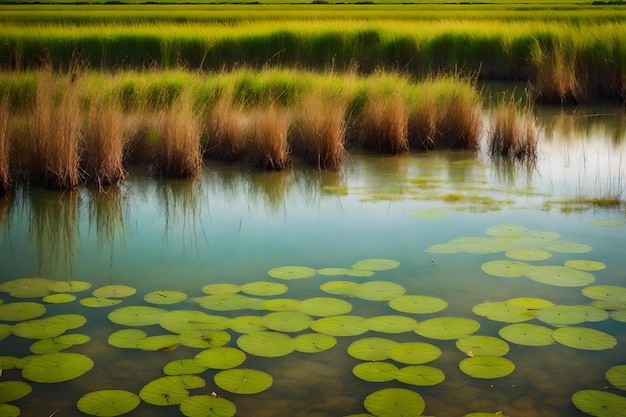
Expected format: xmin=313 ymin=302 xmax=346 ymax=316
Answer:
xmin=0 ymin=105 xmax=625 ymax=417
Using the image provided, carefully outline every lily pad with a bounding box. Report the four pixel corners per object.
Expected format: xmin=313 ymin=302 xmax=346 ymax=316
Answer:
xmin=415 ymin=317 xmax=480 ymax=340
xmin=351 ymin=259 xmax=399 ymax=272
xmin=144 ymin=290 xmax=188 ymax=305
xmin=77 ymin=390 xmax=140 ymax=417
xmin=459 ymin=356 xmax=515 ymax=379
xmin=612 ymin=310 xmax=626 ymax=322
xmin=351 ymin=281 xmax=406 ymax=301
xmin=363 ymin=388 xmax=425 ymax=417
xmin=29 ymin=334 xmax=90 ymax=354
xmin=365 ymin=315 xmax=418 ymax=333
xmin=317 ymin=268 xmax=352 ymax=276
xmin=472 ymin=302 xmax=534 ymax=323
xmin=92 ymin=285 xmax=136 ymax=298
xmin=543 ymin=240 xmax=592 ymax=254
xmin=505 ymin=297 xmax=555 ymax=310
xmin=262 ymin=298 xmax=301 ymax=312
xmin=525 ymin=265 xmax=595 ymax=287
xmin=456 ymin=335 xmax=510 ymax=357
xmin=388 ymin=295 xmax=448 ymax=314
xmin=552 ymin=326 xmax=617 ymax=350
xmin=200 ymin=283 xmax=240 ymax=295
xmin=180 ymin=395 xmax=236 ymax=417
xmin=572 ymin=389 xmax=626 ymax=417
xmin=214 ymin=369 xmax=273 ymax=394
xmin=347 ymin=337 xmax=398 ymax=361
xmin=228 ymin=316 xmax=266 ymax=334
xmin=310 ymin=315 xmax=369 ymax=337
xmin=0 ymin=324 xmax=11 ymax=341
xmin=0 ymin=278 xmax=53 ymax=298
xmin=0 ymin=356 xmax=19 ymax=371
xmin=481 ymin=261 xmax=532 ymax=278
xmin=346 ymin=269 xmax=376 ymax=278
xmin=396 ymin=365 xmax=445 ymax=386
xmin=108 ymin=329 xmax=147 ymax=349
xmin=43 ymin=294 xmax=76 ymax=304
xmin=298 ymin=297 xmax=353 ymax=317
xmin=236 ymin=332 xmax=295 ymax=357
xmin=582 ymin=285 xmax=626 ymax=304
xmin=409 ymin=208 xmax=449 ymax=220
xmin=179 ymin=331 xmax=231 ymax=349
xmin=0 ymin=404 xmax=19 ymax=417
xmin=293 ymin=333 xmax=337 ymax=353
xmin=484 ymin=224 xmax=528 ymax=236
xmin=535 ymin=305 xmax=609 ymax=325
xmin=564 ymin=260 xmax=606 ymax=271
xmin=0 ymin=302 xmax=46 ymax=321
xmin=505 ymin=250 xmax=552 ymax=261
xmin=388 ymin=342 xmax=441 ymax=365
xmin=13 ymin=314 xmax=87 ymax=339
xmin=498 ymin=323 xmax=554 ymax=346
xmin=193 ymin=294 xmax=265 ymax=311
xmin=22 ymin=352 xmax=94 ymax=383
xmin=164 ymin=359 xmax=208 ymax=376
xmin=136 ymin=335 xmax=180 ymax=351
xmin=108 ymin=306 xmax=167 ymax=326
xmin=140 ymin=375 xmax=205 ymax=406
xmin=352 ymin=362 xmax=399 ymax=382
xmin=240 ymin=282 xmax=288 ymax=296
xmin=267 ymin=266 xmax=316 ymax=280
xmin=0 ymin=380 xmax=32 ymax=403
xmin=320 ymin=281 xmax=360 ymax=296
xmin=159 ymin=310 xmax=231 ymax=334
xmin=261 ymin=311 xmax=312 ymax=333
xmin=80 ymin=298 xmax=122 ymax=308
xmin=194 ymin=347 xmax=246 ymax=369
xmin=591 ymin=220 xmax=626 ymax=227
xmin=48 ymin=281 xmax=92 ymax=293
xmin=606 ymin=365 xmax=626 ymax=390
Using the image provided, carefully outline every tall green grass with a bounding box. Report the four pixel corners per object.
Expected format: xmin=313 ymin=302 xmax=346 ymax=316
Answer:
xmin=0 ymin=96 xmax=11 ymax=193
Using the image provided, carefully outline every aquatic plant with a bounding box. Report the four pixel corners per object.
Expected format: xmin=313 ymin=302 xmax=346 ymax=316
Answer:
xmin=204 ymin=94 xmax=248 ymax=163
xmin=246 ymin=103 xmax=291 ymax=170
xmin=358 ymin=90 xmax=409 ymax=154
xmin=0 ymin=96 xmax=11 ymax=192
xmin=488 ymin=93 xmax=539 ymax=163
xmin=85 ymin=99 xmax=126 ymax=187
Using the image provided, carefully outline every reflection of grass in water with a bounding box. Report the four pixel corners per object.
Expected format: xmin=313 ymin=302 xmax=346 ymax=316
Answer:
xmin=246 ymin=170 xmax=291 ymax=216
xmin=156 ymin=178 xmax=205 ymax=248
xmin=87 ymin=187 xmax=127 ymax=257
xmin=0 ymin=192 xmax=13 ymax=228
xmin=0 ymin=96 xmax=11 ymax=192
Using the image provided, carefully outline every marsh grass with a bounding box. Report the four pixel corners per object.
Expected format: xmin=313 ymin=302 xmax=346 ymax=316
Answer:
xmin=408 ymin=95 xmax=438 ymax=150
xmin=488 ymin=94 xmax=539 ymax=163
xmin=246 ymin=104 xmax=291 ymax=170
xmin=0 ymin=97 xmax=11 ymax=192
xmin=205 ymin=95 xmax=249 ymax=163
xmin=531 ymin=39 xmax=585 ymax=103
xmin=124 ymin=107 xmax=159 ymax=166
xmin=85 ymin=99 xmax=126 ymax=187
xmin=358 ymin=90 xmax=409 ymax=154
xmin=434 ymin=91 xmax=483 ymax=149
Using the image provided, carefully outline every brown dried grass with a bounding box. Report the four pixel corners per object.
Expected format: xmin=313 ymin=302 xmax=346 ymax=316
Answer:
xmin=358 ymin=90 xmax=409 ymax=154
xmin=246 ymin=104 xmax=291 ymax=170
xmin=85 ymin=99 xmax=126 ymax=187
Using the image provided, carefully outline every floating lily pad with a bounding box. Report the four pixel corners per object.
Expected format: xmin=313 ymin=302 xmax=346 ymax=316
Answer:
xmin=108 ymin=329 xmax=147 ymax=349
xmin=363 ymin=388 xmax=425 ymax=417
xmin=13 ymin=314 xmax=87 ymax=339
xmin=229 ymin=316 xmax=265 ymax=334
xmin=456 ymin=335 xmax=510 ymax=357
xmin=0 ymin=380 xmax=32 ymax=403
xmin=415 ymin=317 xmax=480 ymax=340
xmin=572 ymin=390 xmax=626 ymax=417
xmin=606 ymin=365 xmax=626 ymax=390
xmin=194 ymin=347 xmax=246 ymax=369
xmin=552 ymin=326 xmax=617 ymax=350
xmin=536 ymin=305 xmax=609 ymax=325
xmin=591 ymin=301 xmax=626 ymax=311
xmin=317 ymin=268 xmax=352 ymax=276
xmin=351 ymin=259 xmax=399 ymax=272
xmin=591 ymin=220 xmax=626 ymax=227
xmin=353 ymin=362 xmax=399 ymax=382
xmin=77 ymin=390 xmax=140 ymax=417
xmin=0 ymin=278 xmax=53 ymax=298
xmin=236 ymin=332 xmax=295 ymax=357
xmin=135 ymin=335 xmax=180 ymax=351
xmin=92 ymin=285 xmax=136 ymax=298
xmin=459 ymin=356 xmax=515 ymax=379
xmin=179 ymin=331 xmax=231 ymax=349
xmin=80 ymin=298 xmax=122 ymax=308
xmin=261 ymin=311 xmax=312 ymax=333
xmin=396 ymin=365 xmax=445 ymax=386
xmin=498 ymin=323 xmax=554 ymax=346
xmin=320 ymin=281 xmax=360 ymax=296
xmin=164 ymin=359 xmax=208 ymax=376
xmin=525 ymin=265 xmax=595 ymax=287
xmin=298 ymin=297 xmax=353 ymax=317
xmin=293 ymin=333 xmax=337 ymax=353
xmin=0 ymin=356 xmax=19 ymax=370
xmin=0 ymin=302 xmax=46 ymax=321
xmin=505 ymin=297 xmax=555 ymax=310
xmin=582 ymin=285 xmax=626 ymax=304
xmin=564 ymin=260 xmax=606 ymax=271
xmin=0 ymin=404 xmax=19 ymax=417
xmin=347 ymin=337 xmax=398 ymax=361
xmin=180 ymin=395 xmax=236 ymax=417
xmin=505 ymin=250 xmax=552 ymax=261
xmin=108 ymin=306 xmax=168 ymax=326
xmin=388 ymin=295 xmax=448 ymax=314
xmin=409 ymin=208 xmax=449 ymax=220
xmin=484 ymin=224 xmax=528 ymax=237
xmin=240 ymin=282 xmax=288 ymax=296
xmin=29 ymin=334 xmax=90 ymax=354
xmin=200 ymin=283 xmax=240 ymax=295
xmin=22 ymin=352 xmax=94 ymax=383
xmin=43 ymin=293 xmax=76 ymax=304
xmin=464 ymin=413 xmax=510 ymax=417
xmin=472 ymin=302 xmax=534 ymax=323
xmin=0 ymin=324 xmax=12 ymax=341
xmin=159 ymin=310 xmax=231 ymax=334
xmin=352 ymin=281 xmax=406 ymax=301
xmin=267 ymin=266 xmax=316 ymax=280
xmin=144 ymin=290 xmax=188 ymax=305
xmin=613 ymin=311 xmax=626 ymax=322
xmin=365 ymin=315 xmax=418 ymax=333
xmin=543 ymin=240 xmax=592 ymax=254
xmin=214 ymin=369 xmax=273 ymax=394
xmin=48 ymin=281 xmax=92 ymax=293
xmin=310 ymin=315 xmax=369 ymax=337
xmin=140 ymin=375 xmax=205 ymax=406
xmin=346 ymin=269 xmax=376 ymax=278
xmin=262 ymin=298 xmax=301 ymax=311
xmin=481 ymin=261 xmax=532 ymax=278
xmin=388 ymin=342 xmax=441 ymax=365
xmin=193 ymin=294 xmax=265 ymax=311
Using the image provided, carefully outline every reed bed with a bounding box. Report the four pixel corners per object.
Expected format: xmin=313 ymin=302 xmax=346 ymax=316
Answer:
xmin=246 ymin=104 xmax=291 ymax=170
xmin=488 ymin=95 xmax=539 ymax=163
xmin=85 ymin=99 xmax=126 ymax=187
xmin=358 ymin=90 xmax=409 ymax=154
xmin=205 ymin=95 xmax=249 ymax=163
xmin=0 ymin=97 xmax=11 ymax=193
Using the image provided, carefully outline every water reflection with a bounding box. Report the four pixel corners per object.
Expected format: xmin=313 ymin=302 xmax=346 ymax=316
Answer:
xmin=87 ymin=186 xmax=128 ymax=261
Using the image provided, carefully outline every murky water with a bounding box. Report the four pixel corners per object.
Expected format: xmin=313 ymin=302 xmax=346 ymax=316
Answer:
xmin=0 ymin=105 xmax=625 ymax=417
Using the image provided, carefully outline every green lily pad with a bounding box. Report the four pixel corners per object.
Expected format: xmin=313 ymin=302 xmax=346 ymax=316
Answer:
xmin=164 ymin=359 xmax=208 ymax=376
xmin=347 ymin=337 xmax=398 ymax=361
xmin=388 ymin=342 xmax=441 ymax=365
xmin=582 ymin=285 xmax=626 ymax=304
xmin=0 ymin=404 xmax=19 ymax=417
xmin=0 ymin=380 xmax=32 ymax=403
xmin=456 ymin=335 xmax=510 ymax=357
xmin=144 ymin=290 xmax=188 ymax=305
xmin=396 ymin=365 xmax=445 ymax=386
xmin=240 ymin=282 xmax=288 ymax=296
xmin=481 ymin=261 xmax=532 ymax=278
xmin=317 ymin=268 xmax=352 ymax=276
xmin=591 ymin=220 xmax=626 ymax=227
xmin=261 ymin=311 xmax=312 ymax=333
xmin=472 ymin=302 xmax=534 ymax=323
xmin=262 ymin=298 xmax=301 ymax=311
xmin=80 ymin=298 xmax=122 ymax=308
xmin=572 ymin=390 xmax=626 ymax=417
xmin=13 ymin=314 xmax=87 ymax=339
xmin=136 ymin=335 xmax=180 ymax=351
xmin=0 ymin=302 xmax=46 ymax=321
xmin=179 ymin=331 xmax=231 ymax=349
xmin=214 ymin=368 xmax=273 ymax=394
xmin=140 ymin=375 xmax=205 ymax=406
xmin=351 ymin=259 xmax=399 ymax=272
xmin=22 ymin=352 xmax=94 ymax=383
xmin=612 ymin=310 xmax=626 ymax=322
xmin=320 ymin=281 xmax=360 ymax=296
xmin=108 ymin=329 xmax=147 ymax=349
xmin=459 ymin=356 xmax=515 ymax=379
xmin=180 ymin=395 xmax=236 ymax=417
xmin=591 ymin=301 xmax=626 ymax=311
xmin=409 ymin=208 xmax=449 ymax=220
xmin=526 ymin=265 xmax=595 ymax=287
xmin=267 ymin=266 xmax=316 ymax=280
xmin=415 ymin=317 xmax=480 ymax=340
xmin=310 ymin=315 xmax=369 ymax=337
xmin=29 ymin=334 xmax=90 ymax=354
xmin=606 ymin=365 xmax=626 ymax=390
xmin=505 ymin=297 xmax=555 ymax=310
xmin=505 ymin=250 xmax=552 ymax=261
xmin=77 ymin=390 xmax=140 ymax=417
xmin=346 ymin=269 xmax=376 ymax=278
xmin=193 ymin=294 xmax=265 ymax=311
xmin=498 ymin=323 xmax=554 ymax=346
xmin=364 ymin=388 xmax=425 ymax=417
xmin=194 ymin=347 xmax=246 ymax=369
xmin=48 ymin=281 xmax=92 ymax=293
xmin=0 ymin=324 xmax=12 ymax=341
xmin=108 ymin=306 xmax=167 ymax=326
xmin=293 ymin=333 xmax=337 ymax=353
xmin=543 ymin=240 xmax=592 ymax=254
xmin=298 ymin=297 xmax=353 ymax=317
xmin=365 ymin=315 xmax=418 ymax=333
xmin=552 ymin=326 xmax=617 ymax=350
xmin=0 ymin=278 xmax=53 ymax=298
xmin=200 ymin=283 xmax=240 ymax=295
xmin=43 ymin=293 xmax=76 ymax=304
xmin=352 ymin=362 xmax=399 ymax=382
xmin=159 ymin=310 xmax=231 ymax=334
xmin=236 ymin=332 xmax=295 ymax=357
xmin=535 ymin=305 xmax=609 ymax=325
xmin=228 ymin=316 xmax=266 ymax=334
xmin=92 ymin=285 xmax=136 ymax=298
xmin=351 ymin=281 xmax=406 ymax=302
xmin=0 ymin=356 xmax=19 ymax=371
xmin=484 ymin=224 xmax=528 ymax=236
xmin=388 ymin=295 xmax=448 ymax=314
xmin=564 ymin=260 xmax=606 ymax=271
xmin=464 ymin=413 xmax=510 ymax=417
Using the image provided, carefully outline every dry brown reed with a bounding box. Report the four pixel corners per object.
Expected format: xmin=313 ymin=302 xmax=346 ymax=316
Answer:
xmin=531 ymin=41 xmax=585 ymax=103
xmin=408 ymin=95 xmax=438 ymax=151
xmin=0 ymin=97 xmax=12 ymax=192
xmin=358 ymin=91 xmax=409 ymax=154
xmin=205 ymin=95 xmax=249 ymax=162
xmin=246 ymin=104 xmax=291 ymax=170
xmin=124 ymin=107 xmax=159 ymax=167
xmin=434 ymin=92 xmax=482 ymax=149
xmin=291 ymin=92 xmax=347 ymax=170
xmin=488 ymin=95 xmax=539 ymax=163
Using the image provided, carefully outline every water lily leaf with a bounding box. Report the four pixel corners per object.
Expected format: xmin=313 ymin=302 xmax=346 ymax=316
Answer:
xmin=180 ymin=395 xmax=236 ymax=417
xmin=214 ymin=369 xmax=273 ymax=394
xmin=261 ymin=311 xmax=312 ymax=333
xmin=505 ymin=297 xmax=554 ymax=310
xmin=582 ymin=285 xmax=626 ymax=304
xmin=352 ymin=362 xmax=399 ymax=382
xmin=320 ymin=281 xmax=360 ymax=296
xmin=425 ymin=243 xmax=461 ymax=254
xmin=481 ymin=261 xmax=532 ymax=278
xmin=505 ymin=249 xmax=552 ymax=261
xmin=612 ymin=310 xmax=626 ymax=322
xmin=409 ymin=208 xmax=449 ymax=220
xmin=351 ymin=259 xmax=399 ymax=272
xmin=193 ymin=294 xmax=265 ymax=311
xmin=347 ymin=337 xmax=398 ymax=361
xmin=80 ymin=297 xmax=122 ymax=308
xmin=464 ymin=413 xmax=510 ymax=417
xmin=136 ymin=335 xmax=181 ymax=351
xmin=0 ymin=404 xmax=19 ymax=417
xmin=262 ymin=298 xmax=301 ymax=311
xmin=0 ymin=278 xmax=53 ymax=298
xmin=92 ymin=285 xmax=136 ymax=298
xmin=364 ymin=388 xmax=425 ymax=417
xmin=456 ymin=335 xmax=510 ymax=357
xmin=267 ymin=266 xmax=316 ymax=280
xmin=0 ymin=324 xmax=12 ymax=341
xmin=293 ymin=333 xmax=337 ymax=353
xmin=13 ymin=314 xmax=87 ymax=339
xmin=229 ymin=316 xmax=265 ymax=334
xmin=365 ymin=315 xmax=418 ymax=333
xmin=29 ymin=334 xmax=90 ymax=354
xmin=200 ymin=283 xmax=240 ymax=295
xmin=159 ymin=310 xmax=231 ymax=334
xmin=346 ymin=269 xmax=376 ymax=278
xmin=591 ymin=220 xmax=626 ymax=227
xmin=472 ymin=302 xmax=534 ymax=323
xmin=164 ymin=359 xmax=208 ymax=376
xmin=606 ymin=365 xmax=626 ymax=390
xmin=535 ymin=305 xmax=609 ymax=326
xmin=22 ymin=352 xmax=94 ymax=383
xmin=310 ymin=315 xmax=369 ymax=336
xmin=525 ymin=265 xmax=595 ymax=287
xmin=543 ymin=240 xmax=592 ymax=254
xmin=0 ymin=380 xmax=32 ymax=403
xmin=388 ymin=342 xmax=441 ymax=365
xmin=48 ymin=280 xmax=92 ymax=293
xmin=0 ymin=302 xmax=46 ymax=321
xmin=459 ymin=356 xmax=515 ymax=379
xmin=415 ymin=317 xmax=480 ymax=340
xmin=572 ymin=390 xmax=626 ymax=417
xmin=317 ymin=268 xmax=352 ymax=276
xmin=591 ymin=301 xmax=626 ymax=311
xmin=179 ymin=331 xmax=231 ymax=349
xmin=388 ymin=295 xmax=448 ymax=314
xmin=498 ymin=323 xmax=554 ymax=346
xmin=144 ymin=290 xmax=188 ymax=305
xmin=351 ymin=281 xmax=406 ymax=301
xmin=236 ymin=332 xmax=295 ymax=357
xmin=298 ymin=297 xmax=353 ymax=317
xmin=485 ymin=224 xmax=528 ymax=237
xmin=108 ymin=306 xmax=167 ymax=326
xmin=240 ymin=282 xmax=288 ymax=296
xmin=77 ymin=390 xmax=140 ymax=417
xmin=140 ymin=375 xmax=205 ymax=406
xmin=194 ymin=347 xmax=246 ymax=369
xmin=108 ymin=329 xmax=147 ymax=349
xmin=564 ymin=260 xmax=606 ymax=271
xmin=0 ymin=356 xmax=18 ymax=371
xmin=396 ymin=365 xmax=445 ymax=386
xmin=552 ymin=326 xmax=617 ymax=350
xmin=43 ymin=293 xmax=76 ymax=304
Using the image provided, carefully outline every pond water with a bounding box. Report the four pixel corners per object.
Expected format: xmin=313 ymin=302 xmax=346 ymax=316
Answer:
xmin=0 ymin=104 xmax=625 ymax=417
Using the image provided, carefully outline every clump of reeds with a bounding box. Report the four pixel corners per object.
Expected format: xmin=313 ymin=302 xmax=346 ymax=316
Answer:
xmin=0 ymin=96 xmax=12 ymax=193
xmin=408 ymin=95 xmax=438 ymax=151
xmin=123 ymin=106 xmax=159 ymax=167
xmin=358 ymin=90 xmax=409 ymax=154
xmin=434 ymin=90 xmax=482 ymax=150
xmin=291 ymin=92 xmax=347 ymax=170
xmin=155 ymin=93 xmax=202 ymax=178
xmin=205 ymin=95 xmax=249 ymax=162
xmin=246 ymin=104 xmax=291 ymax=170
xmin=488 ymin=94 xmax=540 ymax=163
xmin=531 ymin=39 xmax=585 ymax=103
